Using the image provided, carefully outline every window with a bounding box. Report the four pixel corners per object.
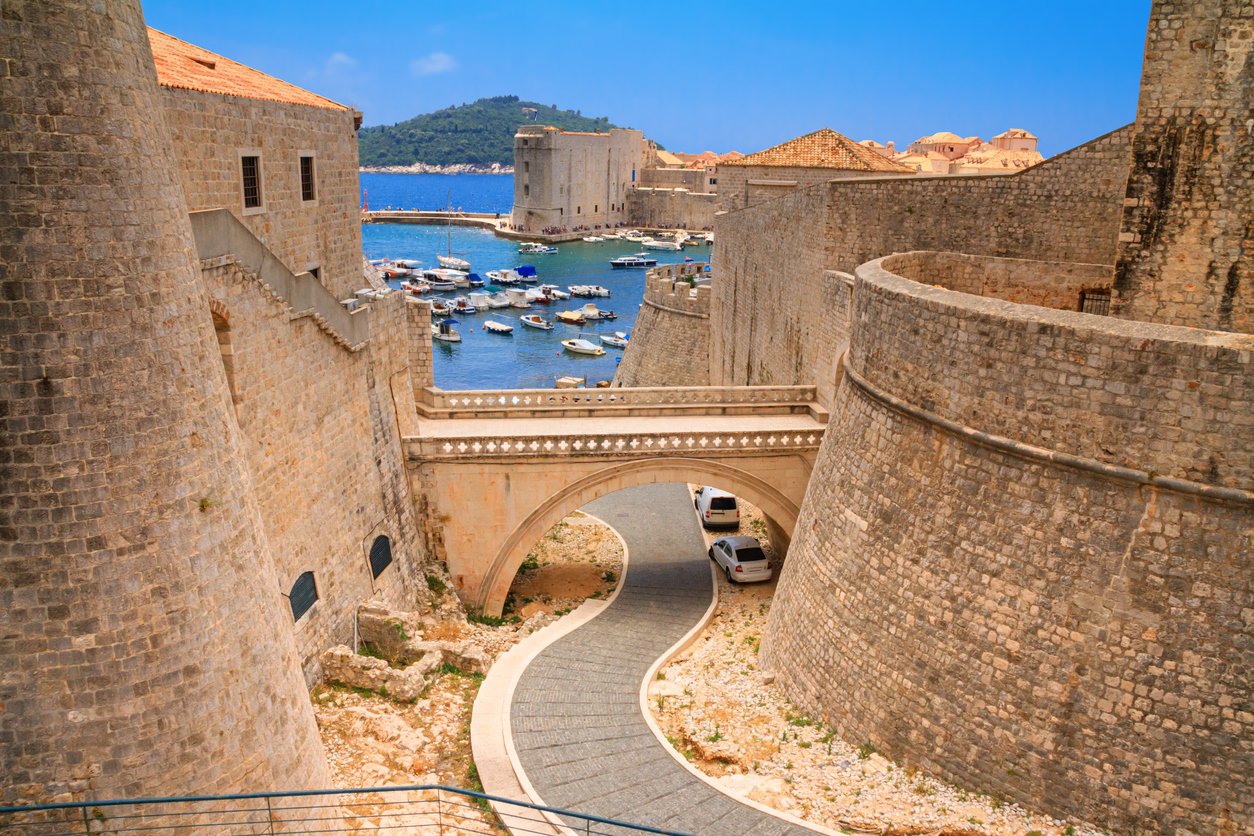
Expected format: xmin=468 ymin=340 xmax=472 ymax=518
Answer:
xmin=594 ymin=204 xmax=598 ymax=213
xmin=1080 ymin=288 xmax=1112 ymax=316
xmin=300 ymin=155 xmax=316 ymax=201
xmin=241 ymin=155 xmax=262 ymax=209
xmin=308 ymin=266 xmax=320 ymax=281
xmin=369 ymin=535 xmax=394 ymax=579
xmin=576 ymin=206 xmax=581 ymax=214
xmin=523 ymin=161 xmax=529 ymax=173
xmin=288 ymin=571 xmax=318 ymax=621
xmin=523 ymin=184 xmax=529 ymax=198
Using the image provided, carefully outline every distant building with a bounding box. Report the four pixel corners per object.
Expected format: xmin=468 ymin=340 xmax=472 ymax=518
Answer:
xmin=861 ymin=128 xmax=1044 ymax=176
xmin=511 ymin=125 xmax=647 ymax=232
xmin=717 ymin=128 xmax=915 ymax=210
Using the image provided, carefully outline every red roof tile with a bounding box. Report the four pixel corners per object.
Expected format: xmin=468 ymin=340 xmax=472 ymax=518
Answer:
xmin=148 ymin=28 xmax=349 ymax=111
xmin=722 ymin=128 xmax=913 ymax=173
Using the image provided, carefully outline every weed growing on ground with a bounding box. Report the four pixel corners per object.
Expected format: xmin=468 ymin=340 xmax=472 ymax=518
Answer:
xmin=857 ymin=742 xmax=876 ymax=760
xmin=425 ymin=574 xmax=447 ymax=595
xmin=466 ymin=611 xmax=521 ymax=627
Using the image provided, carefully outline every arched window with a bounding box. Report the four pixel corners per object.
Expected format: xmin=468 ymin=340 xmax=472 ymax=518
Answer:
xmin=369 ymin=535 xmax=393 ymax=579
xmin=289 ymin=571 xmax=318 ymax=621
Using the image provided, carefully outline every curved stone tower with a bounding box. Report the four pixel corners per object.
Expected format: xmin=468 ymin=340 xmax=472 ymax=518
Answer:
xmin=0 ymin=0 xmax=330 ymax=804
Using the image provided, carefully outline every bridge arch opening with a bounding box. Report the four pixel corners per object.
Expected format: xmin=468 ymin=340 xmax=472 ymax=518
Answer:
xmin=477 ymin=457 xmax=801 ymax=616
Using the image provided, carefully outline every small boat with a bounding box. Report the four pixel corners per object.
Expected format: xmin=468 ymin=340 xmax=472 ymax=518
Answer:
xmin=514 ymin=265 xmax=539 ymax=283
xmin=580 ymin=303 xmax=616 ymax=321
xmin=518 ymin=242 xmax=558 ymax=254
xmin=486 ymin=292 xmax=512 ymax=309
xmin=432 ymin=319 xmax=461 ymax=343
xmin=681 ymin=236 xmax=702 ymax=248
xmin=399 ymin=280 xmax=429 ymax=295
xmin=525 ymin=288 xmax=554 ymax=304
xmin=641 ymin=237 xmax=683 ymax=251
xmin=520 ymin=314 xmax=554 ymax=330
xmin=465 ymin=272 xmax=486 ymax=288
xmin=703 ymin=233 xmax=714 ymax=245
xmin=570 ymin=284 xmax=612 ymax=298
xmin=582 ymin=236 xmax=605 ymax=243
xmin=623 ymin=231 xmax=644 ymax=241
xmin=538 ymin=283 xmax=570 ymax=300
xmin=556 ymin=310 xmax=586 ymax=325
xmin=430 ymin=300 xmax=452 ymax=317
xmin=487 ymin=269 xmax=522 ymax=285
xmin=396 ymin=258 xmax=423 ymax=269
xmin=506 ymin=288 xmax=532 ymax=309
xmin=601 ymin=331 xmax=630 ymax=349
xmin=419 ymin=270 xmax=457 ymax=291
xmin=450 ymin=296 xmax=477 ymax=314
xmin=561 ymin=338 xmax=605 ymax=356
xmin=609 ymin=253 xmax=656 ymax=269
xmin=468 ymin=291 xmax=493 ymax=309
xmin=482 ymin=319 xmax=514 ymax=335
xmin=438 ymin=255 xmax=470 ymax=271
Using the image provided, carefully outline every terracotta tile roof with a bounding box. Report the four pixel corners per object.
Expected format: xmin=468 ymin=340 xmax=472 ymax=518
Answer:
xmin=722 ymin=128 xmax=913 ymax=173
xmin=148 ymin=28 xmax=349 ymax=111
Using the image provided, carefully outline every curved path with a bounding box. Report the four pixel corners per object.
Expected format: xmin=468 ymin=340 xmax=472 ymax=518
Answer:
xmin=510 ymin=483 xmax=811 ymax=835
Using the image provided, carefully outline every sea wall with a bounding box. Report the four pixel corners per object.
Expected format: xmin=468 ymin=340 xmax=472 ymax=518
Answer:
xmin=161 ymin=85 xmax=365 ymax=300
xmin=614 ymin=263 xmax=711 ymax=387
xmin=716 ymin=164 xmax=895 ymax=211
xmin=202 ymin=257 xmax=434 ymax=683
xmin=710 ymin=125 xmax=1134 ymax=400
xmin=762 ymin=252 xmax=1254 ymax=833
xmin=627 ymin=188 xmax=717 ymax=230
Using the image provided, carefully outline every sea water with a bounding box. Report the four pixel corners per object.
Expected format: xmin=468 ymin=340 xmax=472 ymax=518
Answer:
xmin=360 ymin=172 xmax=514 ymax=214
xmin=363 ymin=218 xmax=707 ymax=390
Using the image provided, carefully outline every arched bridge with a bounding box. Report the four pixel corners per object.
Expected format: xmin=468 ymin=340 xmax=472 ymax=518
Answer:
xmin=405 ymin=386 xmax=828 ymax=615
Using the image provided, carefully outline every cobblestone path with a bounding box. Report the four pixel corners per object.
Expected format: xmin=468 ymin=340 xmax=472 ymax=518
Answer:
xmin=510 ymin=482 xmax=810 ymax=835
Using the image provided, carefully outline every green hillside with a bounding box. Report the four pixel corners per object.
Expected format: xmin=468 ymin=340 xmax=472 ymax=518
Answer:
xmin=358 ymin=95 xmax=627 ymax=167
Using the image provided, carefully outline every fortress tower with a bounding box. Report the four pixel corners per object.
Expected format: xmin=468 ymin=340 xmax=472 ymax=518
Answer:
xmin=0 ymin=0 xmax=329 ymax=803
xmin=1113 ymin=0 xmax=1252 ymax=331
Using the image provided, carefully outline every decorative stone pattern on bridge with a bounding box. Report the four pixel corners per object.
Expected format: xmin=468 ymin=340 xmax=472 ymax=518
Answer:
xmin=407 ymin=385 xmax=826 ymax=615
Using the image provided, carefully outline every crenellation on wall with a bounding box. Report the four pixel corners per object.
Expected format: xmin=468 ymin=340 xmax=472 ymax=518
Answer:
xmin=614 ymin=265 xmax=712 ymax=386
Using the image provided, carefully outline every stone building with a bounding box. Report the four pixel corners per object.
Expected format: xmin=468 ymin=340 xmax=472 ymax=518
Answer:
xmin=511 ymin=125 xmax=647 ymax=232
xmin=2 ymin=0 xmax=437 ymax=807
xmin=716 ymin=127 xmax=915 ymax=210
xmin=628 ymin=0 xmax=1251 ymax=832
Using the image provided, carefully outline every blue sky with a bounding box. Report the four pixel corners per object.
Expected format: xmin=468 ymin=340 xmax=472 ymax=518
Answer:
xmin=143 ymin=0 xmax=1151 ymax=157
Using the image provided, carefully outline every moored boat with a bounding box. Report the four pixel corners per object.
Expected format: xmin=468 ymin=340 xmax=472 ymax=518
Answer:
xmin=506 ymin=288 xmax=532 ymax=309
xmin=482 ymin=319 xmax=514 ymax=334
xmin=450 ymin=296 xmax=477 ymax=314
xmin=514 ymin=265 xmax=539 ymax=283
xmin=609 ymin=253 xmax=656 ymax=269
xmin=518 ymin=242 xmax=558 ymax=254
xmin=579 ymin=303 xmax=616 ymax=321
xmin=430 ymin=300 xmax=453 ymax=317
xmin=601 ymin=331 xmax=630 ymax=349
xmin=555 ymin=310 xmax=586 ymax=325
xmin=570 ymin=284 xmax=612 ymax=297
xmin=641 ymin=237 xmax=683 ymax=251
xmin=582 ymin=236 xmax=604 ymax=243
xmin=538 ymin=283 xmax=569 ymax=300
xmin=431 ymin=319 xmax=461 ymax=342
xmin=561 ymin=338 xmax=605 ymax=356
xmin=419 ymin=269 xmax=458 ymax=291
xmin=438 ymin=254 xmax=471 ymax=271
xmin=519 ymin=314 xmax=554 ymax=330
xmin=486 ymin=292 xmax=511 ymax=309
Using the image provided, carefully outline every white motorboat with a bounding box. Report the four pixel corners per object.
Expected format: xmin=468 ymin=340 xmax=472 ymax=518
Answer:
xmin=432 ymin=319 xmax=461 ymax=342
xmin=506 ymin=288 xmax=532 ymax=309
xmin=703 ymin=233 xmax=714 ymax=244
xmin=450 ymin=296 xmax=477 ymax=314
xmin=399 ymin=280 xmax=429 ymax=295
xmin=438 ymin=255 xmax=470 ymax=271
xmin=555 ymin=310 xmax=585 ymax=325
xmin=570 ymin=284 xmax=612 ymax=297
xmin=486 ymin=292 xmax=511 ymax=309
xmin=525 ymin=287 xmax=555 ymax=304
xmin=609 ymin=253 xmax=656 ymax=269
xmin=561 ymin=338 xmax=605 ymax=356
xmin=519 ymin=314 xmax=553 ymax=330
xmin=430 ymin=300 xmax=452 ymax=317
xmin=641 ymin=237 xmax=683 ymax=251
xmin=395 ymin=258 xmax=423 ymax=269
xmin=518 ymin=242 xmax=558 ymax=254
xmin=601 ymin=331 xmax=630 ymax=349
xmin=467 ymin=291 xmax=493 ymax=309
xmin=580 ymin=303 xmax=617 ymax=321
xmin=622 ymin=231 xmax=644 ymax=241
xmin=419 ymin=269 xmax=458 ymax=291
xmin=482 ymin=319 xmax=514 ymax=334
xmin=487 ymin=269 xmax=521 ymax=285
xmin=538 ymin=284 xmax=569 ymax=300
xmin=582 ymin=236 xmax=605 ymax=243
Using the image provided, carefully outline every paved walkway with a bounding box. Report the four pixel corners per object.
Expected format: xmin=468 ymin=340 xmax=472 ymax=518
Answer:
xmin=510 ymin=483 xmax=811 ymax=835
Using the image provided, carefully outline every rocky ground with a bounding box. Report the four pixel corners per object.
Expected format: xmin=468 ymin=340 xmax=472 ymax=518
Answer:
xmin=310 ymin=511 xmax=623 ymax=832
xmin=649 ymin=500 xmax=1101 ymax=836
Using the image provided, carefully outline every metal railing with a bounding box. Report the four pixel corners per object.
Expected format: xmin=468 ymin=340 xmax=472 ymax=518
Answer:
xmin=0 ymin=784 xmax=690 ymax=836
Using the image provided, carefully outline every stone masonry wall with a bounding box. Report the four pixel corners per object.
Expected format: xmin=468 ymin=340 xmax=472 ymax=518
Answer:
xmin=614 ymin=264 xmax=711 ymax=387
xmin=161 ymin=86 xmax=365 ymax=301
xmin=627 ymin=188 xmax=717 ymax=230
xmin=1113 ymin=0 xmax=1252 ymax=333
xmin=709 ymin=126 xmax=1134 ymax=400
xmin=0 ymin=0 xmax=330 ymax=803
xmin=887 ymin=251 xmax=1113 ymax=310
xmin=762 ymin=255 xmax=1253 ymax=833
xmin=716 ymin=164 xmax=898 ymax=212
xmin=201 ymin=264 xmax=431 ymax=683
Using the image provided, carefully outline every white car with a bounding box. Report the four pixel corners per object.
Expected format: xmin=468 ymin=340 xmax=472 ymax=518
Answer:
xmin=708 ymin=536 xmax=773 ymax=584
xmin=693 ymin=486 xmax=739 ymax=530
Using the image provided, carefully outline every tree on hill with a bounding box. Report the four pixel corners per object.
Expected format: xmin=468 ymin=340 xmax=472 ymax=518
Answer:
xmin=358 ymin=95 xmax=627 ymax=167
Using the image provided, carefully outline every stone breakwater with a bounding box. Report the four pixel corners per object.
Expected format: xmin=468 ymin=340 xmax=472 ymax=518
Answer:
xmin=360 ymin=162 xmax=513 ymax=175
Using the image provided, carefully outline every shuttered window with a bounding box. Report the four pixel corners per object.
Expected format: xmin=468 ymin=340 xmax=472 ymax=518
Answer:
xmin=289 ymin=571 xmax=318 ymax=621
xmin=369 ymin=535 xmax=393 ymax=579
xmin=241 ymin=155 xmax=262 ymax=208
xmin=300 ymin=155 xmax=316 ymax=201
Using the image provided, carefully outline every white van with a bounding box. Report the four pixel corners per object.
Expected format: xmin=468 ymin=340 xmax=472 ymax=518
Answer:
xmin=693 ymin=486 xmax=740 ymax=530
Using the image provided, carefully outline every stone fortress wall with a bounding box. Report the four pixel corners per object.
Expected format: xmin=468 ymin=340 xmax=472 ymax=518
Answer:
xmin=614 ymin=263 xmax=712 ymax=387
xmin=160 ymin=81 xmax=366 ymax=301
xmin=626 ymin=188 xmax=717 ymax=231
xmin=1 ymin=0 xmax=331 ymax=804
xmin=511 ymin=126 xmax=645 ymax=233
xmin=710 ymin=124 xmax=1135 ymax=405
xmin=715 ymin=164 xmax=900 ymax=212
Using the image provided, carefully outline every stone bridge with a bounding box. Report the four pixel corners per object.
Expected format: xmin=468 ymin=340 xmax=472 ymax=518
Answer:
xmin=405 ymin=385 xmax=828 ymax=615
